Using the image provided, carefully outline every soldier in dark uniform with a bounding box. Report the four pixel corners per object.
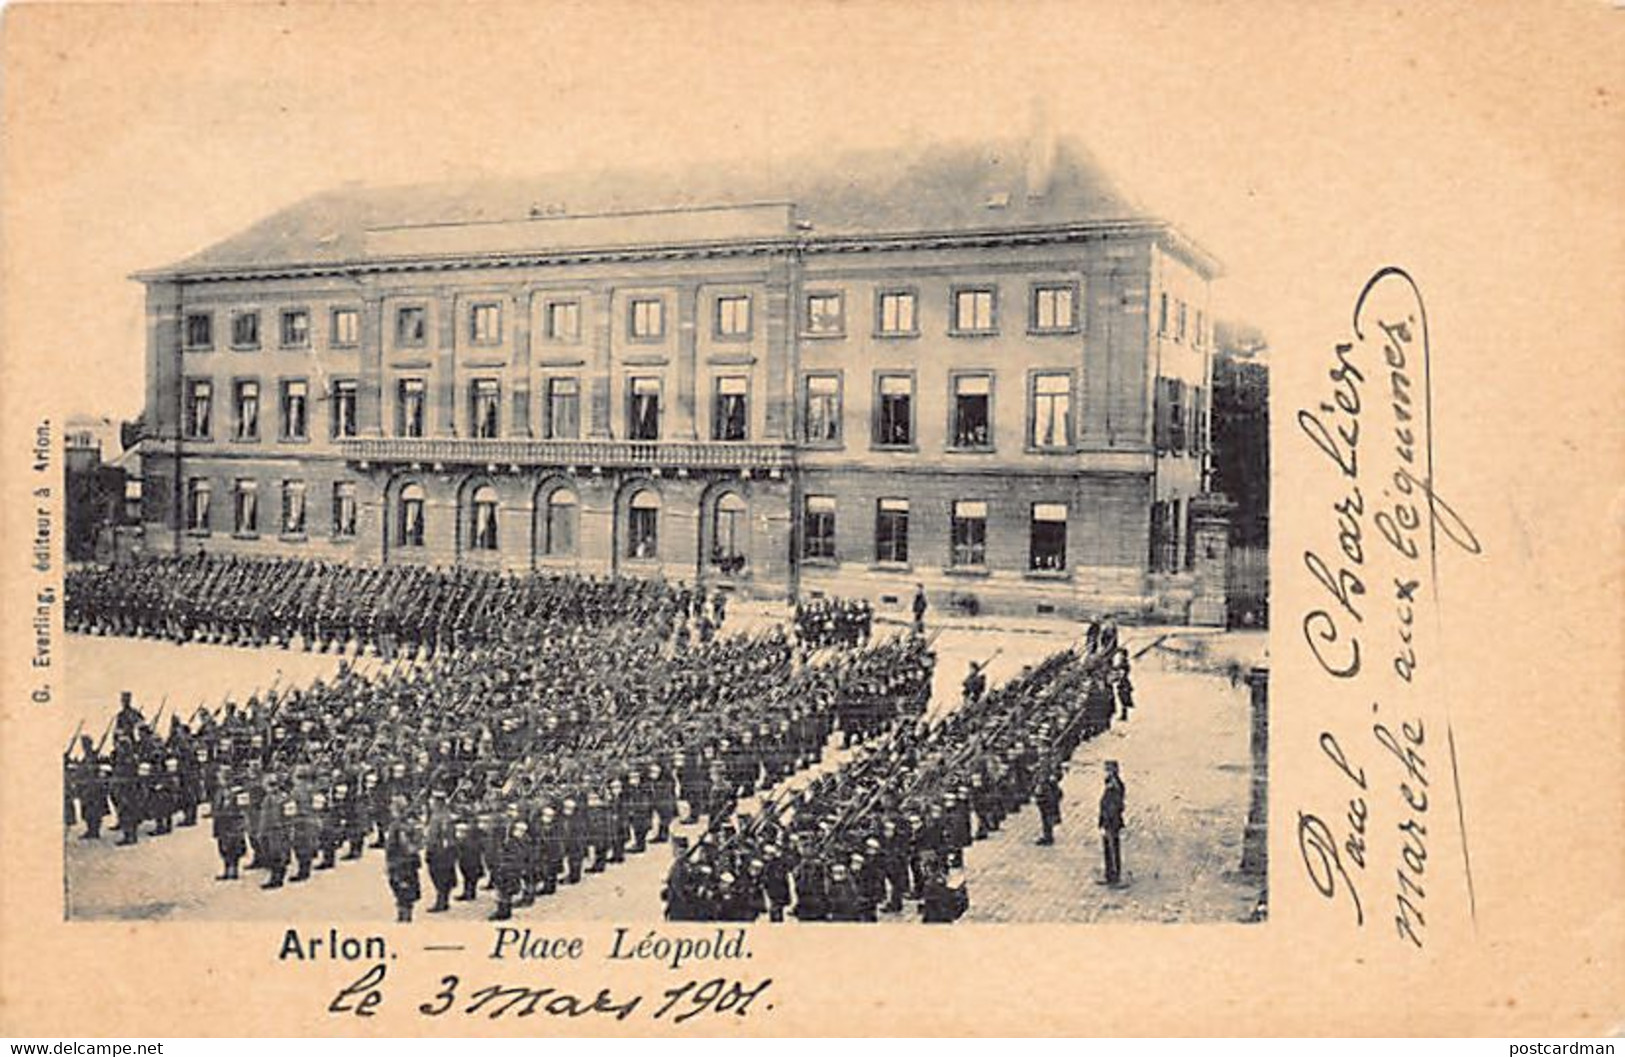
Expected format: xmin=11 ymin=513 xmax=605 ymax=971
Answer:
xmin=385 ymin=813 xmax=424 ymax=923
xmin=1099 ymin=760 xmax=1126 ymax=886
xmin=454 ymin=817 xmax=484 ymax=901
xmin=648 ymin=761 xmax=676 ymax=843
xmin=290 ymin=793 xmax=323 ymax=882
xmin=1034 ymin=760 xmax=1064 ymax=846
xmin=213 ymin=785 xmax=249 ymax=880
xmin=77 ymin=760 xmax=113 ymax=841
xmin=661 ymin=838 xmax=694 ymax=922
xmin=425 ymin=808 xmax=458 ymax=913
xmin=116 ymin=761 xmax=151 ymax=845
xmin=911 ymin=584 xmax=928 ymax=637
xmin=489 ymin=819 xmax=530 ymax=921
xmin=261 ymin=796 xmax=295 ymax=889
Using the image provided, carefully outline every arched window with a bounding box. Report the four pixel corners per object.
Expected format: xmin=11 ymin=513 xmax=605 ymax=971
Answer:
xmin=627 ymin=489 xmax=660 ymax=559
xmin=712 ymin=492 xmax=747 ymax=571
xmin=470 ymin=484 xmax=499 ymax=551
xmin=544 ymin=487 xmax=577 ymax=556
xmin=398 ymin=483 xmax=426 ymax=547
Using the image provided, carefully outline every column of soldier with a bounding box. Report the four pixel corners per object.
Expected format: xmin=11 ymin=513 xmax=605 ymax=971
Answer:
xmin=64 ymin=554 xmax=728 ymax=658
xmin=661 ymin=622 xmax=1135 ymax=924
xmin=63 ymin=555 xmax=938 ymax=922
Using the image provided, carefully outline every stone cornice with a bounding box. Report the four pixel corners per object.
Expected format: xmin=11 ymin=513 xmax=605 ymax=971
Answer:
xmin=134 ymin=218 xmax=1221 ymax=285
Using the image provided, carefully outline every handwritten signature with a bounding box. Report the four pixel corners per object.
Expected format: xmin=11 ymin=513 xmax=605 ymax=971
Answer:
xmin=1293 ymin=266 xmax=1482 ymax=948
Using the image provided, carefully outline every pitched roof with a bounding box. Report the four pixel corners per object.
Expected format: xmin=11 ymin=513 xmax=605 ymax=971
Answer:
xmin=145 ymin=137 xmax=1212 ymax=278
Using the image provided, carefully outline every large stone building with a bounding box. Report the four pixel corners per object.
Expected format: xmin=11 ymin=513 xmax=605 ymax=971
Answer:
xmin=137 ymin=139 xmax=1226 ymax=621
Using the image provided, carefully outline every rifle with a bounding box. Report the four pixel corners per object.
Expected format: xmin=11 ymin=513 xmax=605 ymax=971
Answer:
xmin=65 ymin=718 xmax=86 ymax=757
xmin=94 ymin=713 xmax=115 ymax=756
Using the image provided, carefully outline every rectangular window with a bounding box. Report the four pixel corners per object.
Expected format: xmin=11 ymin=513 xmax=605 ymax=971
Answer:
xmin=951 ymin=374 xmax=992 ymax=448
xmin=1159 ymin=292 xmax=1170 ymax=337
xmin=331 ymin=482 xmax=357 ymax=538
xmin=184 ymin=312 xmax=213 ymax=349
xmin=803 ymin=373 xmax=842 ymax=445
xmin=805 ymin=291 xmax=844 ymax=336
xmin=1170 ymin=379 xmax=1187 ymax=453
xmin=1031 ymin=284 xmax=1077 ymax=332
xmin=470 ymin=302 xmax=502 ymax=345
xmin=875 ymin=498 xmax=910 ymax=564
xmin=231 ymin=311 xmax=260 ymax=349
xmin=186 ymin=478 xmax=211 ymax=532
xmin=1194 ymin=309 xmax=1206 ymax=348
xmin=1031 ymin=372 xmax=1073 ymax=449
xmin=951 ymin=500 xmax=988 ymax=568
xmin=233 ymin=479 xmax=259 ymax=536
xmin=331 ymin=380 xmax=358 ymax=438
xmin=875 ymin=374 xmax=913 ymax=447
xmin=803 ymin=495 xmax=837 ymax=561
xmin=545 ymin=377 xmax=580 ymax=439
xmin=281 ymin=480 xmax=307 ymax=536
xmin=629 ymin=297 xmax=665 ymax=340
xmin=470 ymin=378 xmax=501 ymax=439
xmin=396 ymin=305 xmax=427 ymax=347
xmin=715 ymin=295 xmax=752 ymax=339
xmin=331 ymin=308 xmax=360 ymax=347
xmin=1177 ymin=300 xmax=1188 ymax=342
xmin=545 ymin=300 xmax=581 ymax=343
xmin=397 ymin=377 xmax=426 ymax=438
xmin=280 ymin=309 xmax=310 ymax=348
xmin=952 ymin=287 xmax=997 ymax=333
xmin=628 ymin=376 xmax=661 ymax=440
xmin=233 ymin=380 xmax=260 ymax=441
xmin=713 ymin=376 xmax=749 ymax=441
xmin=185 ymin=380 xmax=213 ymax=440
xmin=1031 ymin=502 xmax=1068 ymax=571
xmin=280 ymin=379 xmax=308 ymax=439
xmin=876 ymin=290 xmax=917 ymax=336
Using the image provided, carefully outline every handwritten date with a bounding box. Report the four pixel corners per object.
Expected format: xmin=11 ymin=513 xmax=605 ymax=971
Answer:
xmin=329 ymin=963 xmax=772 ymax=1022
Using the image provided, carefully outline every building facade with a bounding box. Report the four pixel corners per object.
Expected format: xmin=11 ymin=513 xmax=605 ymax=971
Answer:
xmin=137 ymin=142 xmax=1225 ymax=621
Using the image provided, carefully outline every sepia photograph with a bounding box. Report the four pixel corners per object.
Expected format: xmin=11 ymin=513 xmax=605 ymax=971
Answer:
xmin=60 ymin=134 xmax=1270 ymax=927
xmin=4 ymin=0 xmax=1620 ymax=1041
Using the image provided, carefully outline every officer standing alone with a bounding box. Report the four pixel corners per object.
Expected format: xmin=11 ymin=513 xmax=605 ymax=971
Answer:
xmin=1098 ymin=760 xmax=1126 ymax=886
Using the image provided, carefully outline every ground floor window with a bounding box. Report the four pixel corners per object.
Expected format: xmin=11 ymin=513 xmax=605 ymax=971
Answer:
xmin=233 ymin=479 xmax=259 ymax=536
xmin=712 ymin=493 xmax=747 ymax=573
xmin=332 ymin=482 xmax=357 ymax=538
xmin=281 ymin=480 xmax=306 ymax=536
xmin=1031 ymin=502 xmax=1067 ymax=571
xmin=543 ymin=487 xmax=577 ymax=556
xmin=803 ymin=495 xmax=836 ymax=560
xmin=470 ymin=484 xmax=499 ymax=550
xmin=876 ymin=497 xmax=909 ymax=564
xmin=951 ymin=500 xmax=988 ymax=567
xmin=627 ymin=489 xmax=660 ymax=559
xmin=398 ymin=483 xmax=425 ymax=547
xmin=186 ymin=478 xmax=211 ymax=532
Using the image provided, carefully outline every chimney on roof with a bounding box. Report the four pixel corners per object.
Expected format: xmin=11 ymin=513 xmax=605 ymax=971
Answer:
xmin=1025 ymin=98 xmax=1057 ymax=201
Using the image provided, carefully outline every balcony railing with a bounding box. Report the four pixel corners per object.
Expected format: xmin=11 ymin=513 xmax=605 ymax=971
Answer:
xmin=338 ymin=436 xmax=796 ymax=472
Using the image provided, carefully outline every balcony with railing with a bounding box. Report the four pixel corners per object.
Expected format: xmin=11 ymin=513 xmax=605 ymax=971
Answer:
xmin=338 ymin=436 xmax=796 ymax=473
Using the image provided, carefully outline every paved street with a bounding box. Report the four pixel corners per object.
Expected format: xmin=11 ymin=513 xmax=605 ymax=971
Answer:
xmin=62 ymin=613 xmax=1265 ymax=924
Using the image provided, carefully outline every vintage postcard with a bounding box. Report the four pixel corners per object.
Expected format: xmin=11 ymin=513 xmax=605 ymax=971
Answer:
xmin=1 ymin=0 xmax=1619 ymax=1038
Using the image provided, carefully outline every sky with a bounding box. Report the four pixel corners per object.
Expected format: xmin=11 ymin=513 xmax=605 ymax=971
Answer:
xmin=2 ymin=1 xmax=1620 ymax=422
